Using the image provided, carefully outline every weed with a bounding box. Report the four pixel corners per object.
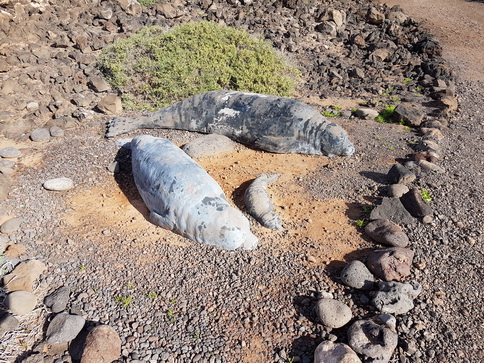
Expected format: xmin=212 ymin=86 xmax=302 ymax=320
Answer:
xmin=126 ymin=282 xmax=133 ymax=288
xmin=421 ymin=190 xmax=432 ymax=203
xmin=403 ymin=126 xmax=411 ymax=131
xmin=387 ymin=86 xmax=394 ymax=91
xmin=361 ymin=205 xmax=374 ymax=214
xmin=388 ymin=146 xmax=395 ymax=151
xmin=287 ymin=357 xmax=295 ymax=363
xmin=322 ymin=110 xmax=341 ymax=117
xmin=193 ymin=332 xmax=201 ymax=339
xmin=376 ymin=105 xmax=396 ymax=123
xmin=147 ymin=291 xmax=158 ymax=299
xmin=355 ymin=219 xmax=367 ymax=228
xmin=79 ymin=265 xmax=86 ymax=271
xmin=391 ymin=96 xmax=400 ymax=102
xmin=351 ymin=107 xmax=358 ymax=112
xmin=138 ymin=0 xmax=160 ymax=5
xmin=167 ymin=310 xmax=176 ymax=317
xmin=415 ymin=86 xmax=422 ymax=92
xmin=403 ymin=78 xmax=412 ymax=84
xmin=381 ymin=92 xmax=389 ymax=97
xmin=97 ymin=22 xmax=300 ymax=110
xmin=332 ymin=105 xmax=342 ymax=111
xmin=115 ymin=295 xmax=134 ymax=308
xmin=169 ymin=298 xmax=177 ymax=304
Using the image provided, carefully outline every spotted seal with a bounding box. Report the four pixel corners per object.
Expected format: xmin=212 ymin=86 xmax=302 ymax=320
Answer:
xmin=130 ymin=135 xmax=258 ymax=250
xmin=107 ymin=90 xmax=355 ymax=157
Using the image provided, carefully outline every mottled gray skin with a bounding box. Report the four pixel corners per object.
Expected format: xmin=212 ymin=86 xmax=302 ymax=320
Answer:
xmin=244 ymin=173 xmax=283 ymax=230
xmin=130 ymin=135 xmax=258 ymax=250
xmin=107 ymin=90 xmax=355 ymax=157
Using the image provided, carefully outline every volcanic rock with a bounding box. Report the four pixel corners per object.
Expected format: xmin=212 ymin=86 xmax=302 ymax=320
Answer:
xmin=372 ymin=281 xmax=422 ymax=315
xmin=364 ymin=219 xmax=409 ymax=247
xmin=340 ymin=260 xmax=376 ymax=290
xmin=366 ymin=247 xmax=414 ymax=281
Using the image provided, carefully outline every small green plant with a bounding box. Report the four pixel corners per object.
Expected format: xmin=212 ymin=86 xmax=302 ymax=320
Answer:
xmin=381 ymin=92 xmax=389 ymax=97
xmin=97 ymin=21 xmax=300 ymax=110
xmin=169 ymin=298 xmax=177 ymax=304
xmin=287 ymin=357 xmax=295 ymax=363
xmin=147 ymin=291 xmax=158 ymax=299
xmin=322 ymin=110 xmax=341 ymax=117
xmin=403 ymin=125 xmax=411 ymax=131
xmin=388 ymin=146 xmax=395 ymax=151
xmin=391 ymin=96 xmax=400 ymax=102
xmin=332 ymin=105 xmax=342 ymax=111
xmin=126 ymin=282 xmax=134 ymax=288
xmin=403 ymin=77 xmax=412 ymax=84
xmin=137 ymin=0 xmax=160 ymax=5
xmin=376 ymin=105 xmax=396 ymax=123
xmin=79 ymin=265 xmax=86 ymax=271
xmin=115 ymin=295 xmax=134 ymax=308
xmin=361 ymin=205 xmax=374 ymax=214
xmin=355 ymin=219 xmax=367 ymax=228
xmin=167 ymin=309 xmax=176 ymax=317
xmin=421 ymin=190 xmax=432 ymax=203
xmin=193 ymin=332 xmax=201 ymax=339
xmin=387 ymin=86 xmax=394 ymax=91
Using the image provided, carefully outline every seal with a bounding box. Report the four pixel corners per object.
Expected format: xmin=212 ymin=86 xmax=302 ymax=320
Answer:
xmin=107 ymin=90 xmax=355 ymax=157
xmin=130 ymin=135 xmax=258 ymax=250
xmin=244 ymin=173 xmax=283 ymax=230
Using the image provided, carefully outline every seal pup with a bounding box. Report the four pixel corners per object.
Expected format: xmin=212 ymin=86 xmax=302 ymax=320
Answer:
xmin=107 ymin=90 xmax=355 ymax=157
xmin=244 ymin=174 xmax=283 ymax=230
xmin=130 ymin=135 xmax=258 ymax=250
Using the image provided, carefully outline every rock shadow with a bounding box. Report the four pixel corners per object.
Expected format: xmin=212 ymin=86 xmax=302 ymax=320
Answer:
xmin=231 ymin=178 xmax=254 ymax=211
xmin=325 ymin=248 xmax=374 ymax=284
xmin=113 ymin=146 xmax=151 ymax=222
xmin=359 ymin=170 xmax=389 ymax=184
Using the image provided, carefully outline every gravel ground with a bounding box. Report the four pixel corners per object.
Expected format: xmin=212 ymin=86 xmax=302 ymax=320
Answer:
xmin=0 ymin=1 xmax=483 ymax=363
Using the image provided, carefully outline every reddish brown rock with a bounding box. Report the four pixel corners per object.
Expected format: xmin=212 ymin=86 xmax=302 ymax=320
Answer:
xmin=366 ymin=247 xmax=414 ymax=281
xmin=80 ymin=325 xmax=121 ymax=363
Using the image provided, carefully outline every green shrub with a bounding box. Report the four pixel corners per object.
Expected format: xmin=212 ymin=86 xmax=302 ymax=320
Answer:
xmin=96 ymin=21 xmax=300 ymax=110
xmin=376 ymin=105 xmax=396 ymax=123
xmin=138 ymin=0 xmax=160 ymax=5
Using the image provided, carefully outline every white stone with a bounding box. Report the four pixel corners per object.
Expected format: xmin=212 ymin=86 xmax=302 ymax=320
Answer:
xmin=43 ymin=177 xmax=74 ymax=191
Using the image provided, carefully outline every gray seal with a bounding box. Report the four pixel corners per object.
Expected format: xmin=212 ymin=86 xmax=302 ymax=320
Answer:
xmin=130 ymin=135 xmax=258 ymax=250
xmin=244 ymin=173 xmax=283 ymax=230
xmin=107 ymin=90 xmax=355 ymax=157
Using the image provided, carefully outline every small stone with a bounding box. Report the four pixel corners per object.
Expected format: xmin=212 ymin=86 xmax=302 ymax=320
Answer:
xmin=50 ymin=126 xmax=65 ymax=137
xmin=315 ymin=298 xmax=352 ymax=328
xmin=26 ymin=102 xmax=40 ymax=112
xmin=421 ymin=128 xmax=444 ymax=141
xmin=387 ymin=184 xmax=409 ymax=198
xmin=43 ymin=177 xmax=74 ymax=191
xmin=2 ymin=259 xmax=47 ymax=292
xmin=88 ymin=76 xmax=111 ymax=93
xmin=370 ymin=197 xmax=416 ymax=225
xmin=364 ymin=219 xmax=409 ymax=247
xmin=0 ymin=313 xmax=20 ymax=333
xmin=314 ymin=341 xmax=361 ymax=363
xmin=417 ymin=160 xmax=445 ymax=173
xmin=6 ymin=291 xmax=38 ymax=315
xmin=107 ymin=161 xmax=120 ymax=173
xmin=340 ymin=260 xmax=375 ymax=290
xmin=422 ymin=215 xmax=433 ymax=224
xmin=4 ymin=243 xmax=27 ymax=258
xmin=30 ymin=128 xmax=51 ymax=142
xmin=156 ymin=3 xmax=180 ymax=19
xmin=182 ymin=134 xmax=237 ymax=158
xmin=44 ymin=286 xmax=71 ymax=313
xmin=394 ymin=103 xmax=425 ymax=126
xmin=367 ymin=7 xmax=385 ymax=25
xmin=400 ymin=188 xmax=432 ymax=217
xmin=372 ymin=281 xmax=422 ymax=315
xmin=387 ymin=164 xmax=416 ymax=184
xmin=1 ymin=217 xmax=24 ymax=234
xmin=387 ymin=11 xmax=407 ymax=24
xmin=0 ymin=147 xmax=22 ymax=158
xmin=348 ymin=314 xmax=398 ymax=363
xmin=46 ymin=312 xmax=86 ymax=345
xmin=97 ymin=94 xmax=122 ymax=114
xmin=424 ymin=140 xmax=440 ymax=152
xmin=354 ymin=108 xmax=379 ymax=119
xmin=366 ymin=247 xmax=414 ymax=281
xmin=80 ymin=325 xmax=122 ymax=363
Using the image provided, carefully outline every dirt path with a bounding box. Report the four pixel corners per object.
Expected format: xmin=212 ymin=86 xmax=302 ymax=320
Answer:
xmin=380 ymin=0 xmax=484 ymax=81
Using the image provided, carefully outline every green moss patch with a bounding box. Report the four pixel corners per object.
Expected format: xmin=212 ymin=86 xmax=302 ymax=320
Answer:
xmin=96 ymin=21 xmax=300 ymax=110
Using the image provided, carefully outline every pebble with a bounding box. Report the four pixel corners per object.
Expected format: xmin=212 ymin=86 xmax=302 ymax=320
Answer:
xmin=0 ymin=312 xmax=20 ymax=333
xmin=44 ymin=286 xmax=71 ymax=313
xmin=1 ymin=217 xmax=24 ymax=234
xmin=43 ymin=177 xmax=74 ymax=191
xmin=372 ymin=281 xmax=422 ymax=315
xmin=97 ymin=94 xmax=122 ymax=114
xmin=46 ymin=312 xmax=86 ymax=345
xmin=348 ymin=314 xmax=398 ymax=363
xmin=314 ymin=341 xmax=361 ymax=363
xmin=6 ymin=290 xmax=38 ymax=315
xmin=30 ymin=127 xmax=51 ymax=142
xmin=387 ymin=183 xmax=409 ymax=198
xmin=50 ymin=126 xmax=65 ymax=137
xmin=0 ymin=147 xmax=21 ymax=158
xmin=366 ymin=247 xmax=415 ymax=281
xmin=2 ymin=259 xmax=46 ymax=292
xmin=26 ymin=101 xmax=39 ymax=112
xmin=354 ymin=108 xmax=379 ymax=119
xmin=369 ymin=197 xmax=416 ymax=225
xmin=4 ymin=243 xmax=27 ymax=258
xmin=364 ymin=219 xmax=409 ymax=247
xmin=80 ymin=324 xmax=122 ymax=363
xmin=400 ymin=188 xmax=432 ymax=217
xmin=417 ymin=160 xmax=446 ymax=173
xmin=387 ymin=164 xmax=416 ymax=184
xmin=181 ymin=134 xmax=237 ymax=158
xmin=315 ymin=298 xmax=352 ymax=328
xmin=340 ymin=260 xmax=375 ymax=290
